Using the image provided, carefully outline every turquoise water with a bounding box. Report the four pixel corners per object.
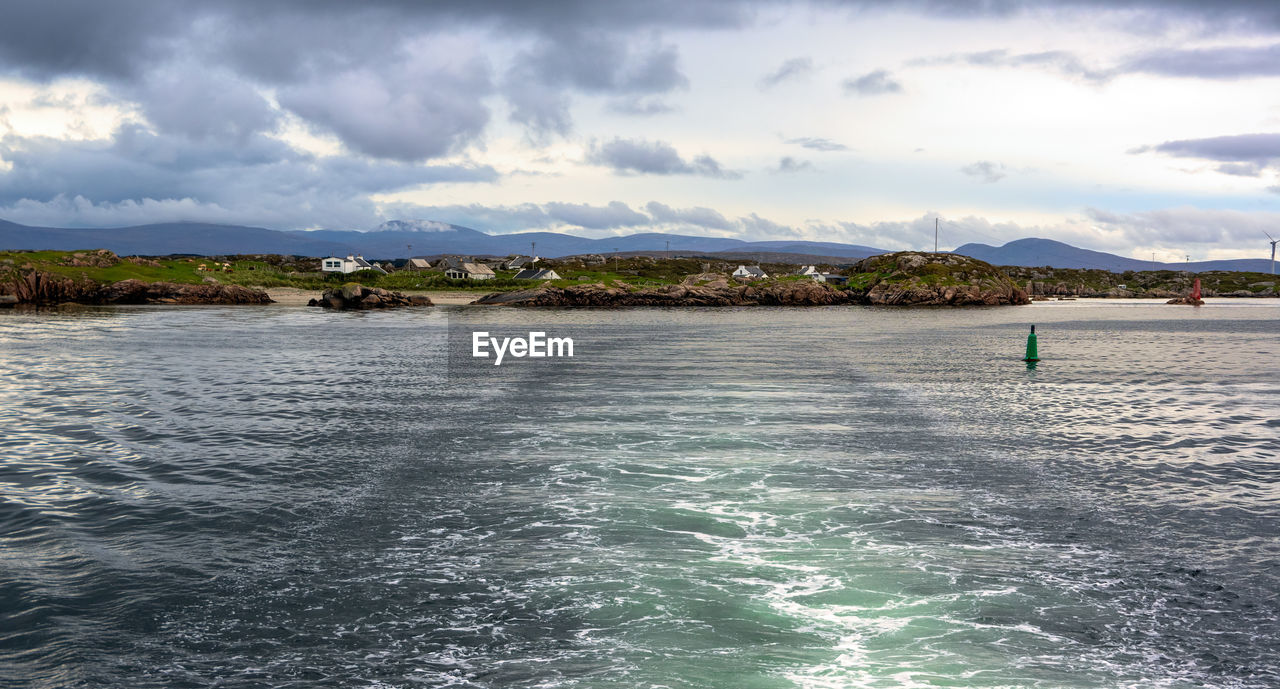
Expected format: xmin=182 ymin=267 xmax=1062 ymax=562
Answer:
xmin=1 ymin=301 xmax=1278 ymax=688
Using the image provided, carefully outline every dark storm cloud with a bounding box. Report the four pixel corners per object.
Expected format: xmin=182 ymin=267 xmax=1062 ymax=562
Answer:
xmin=278 ymin=58 xmax=493 ymax=160
xmin=0 ymin=127 xmax=497 ymax=227
xmin=842 ymin=69 xmax=903 ymax=95
xmin=10 ymin=0 xmax=1280 ymax=231
xmin=129 ymin=66 xmax=281 ymax=143
xmin=586 ymin=138 xmax=741 ymax=178
xmin=758 ymin=57 xmax=815 ymax=89
xmin=503 ymin=36 xmax=688 ymax=137
xmin=785 ymin=136 xmax=850 ymax=152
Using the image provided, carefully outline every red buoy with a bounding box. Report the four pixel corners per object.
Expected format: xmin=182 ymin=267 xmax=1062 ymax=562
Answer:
xmin=1190 ymin=278 xmax=1201 ymax=301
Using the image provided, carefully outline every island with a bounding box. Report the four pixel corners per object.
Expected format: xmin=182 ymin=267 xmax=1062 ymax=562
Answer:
xmin=2 ymin=247 xmax=1260 ymax=308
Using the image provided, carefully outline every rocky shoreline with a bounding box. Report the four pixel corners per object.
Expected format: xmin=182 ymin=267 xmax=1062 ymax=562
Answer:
xmin=0 ymin=271 xmax=273 ymax=306
xmin=474 ymin=254 xmax=1031 ymax=307
xmin=473 ymin=278 xmax=852 ymax=307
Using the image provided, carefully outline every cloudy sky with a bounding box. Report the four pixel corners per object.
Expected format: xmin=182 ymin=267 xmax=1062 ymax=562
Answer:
xmin=3 ymin=1 xmax=1280 ymax=260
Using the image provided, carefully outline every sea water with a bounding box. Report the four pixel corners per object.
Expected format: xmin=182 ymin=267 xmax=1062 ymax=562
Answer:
xmin=1 ymin=300 xmax=1277 ymax=688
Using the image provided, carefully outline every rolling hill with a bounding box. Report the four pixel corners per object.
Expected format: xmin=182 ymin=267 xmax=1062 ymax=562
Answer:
xmin=953 ymin=237 xmax=1274 ymax=273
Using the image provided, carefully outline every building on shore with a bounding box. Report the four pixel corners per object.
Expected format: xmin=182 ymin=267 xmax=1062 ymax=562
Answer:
xmin=514 ymin=268 xmax=561 ymax=280
xmin=445 ymin=262 xmax=496 ymax=280
xmin=321 ymin=255 xmax=387 ymax=275
xmin=733 ymin=265 xmax=769 ymax=279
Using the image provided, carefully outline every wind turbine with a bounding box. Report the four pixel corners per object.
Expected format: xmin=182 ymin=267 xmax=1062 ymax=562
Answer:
xmin=1268 ymin=232 xmax=1278 ymax=275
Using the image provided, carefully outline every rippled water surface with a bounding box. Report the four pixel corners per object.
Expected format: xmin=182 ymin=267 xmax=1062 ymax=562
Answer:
xmin=1 ymin=301 xmax=1278 ymax=688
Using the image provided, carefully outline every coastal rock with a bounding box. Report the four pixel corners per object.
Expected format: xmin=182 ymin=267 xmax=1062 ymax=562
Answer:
xmin=1166 ymin=295 xmax=1205 ymax=305
xmin=98 ymin=280 xmax=274 ymax=305
xmin=471 ymin=280 xmax=854 ymax=307
xmin=849 ymin=252 xmax=1030 ymax=306
xmin=0 ymin=271 xmax=274 ymax=305
xmin=681 ymin=273 xmax=731 ymax=289
xmin=311 ymin=283 xmax=432 ymax=310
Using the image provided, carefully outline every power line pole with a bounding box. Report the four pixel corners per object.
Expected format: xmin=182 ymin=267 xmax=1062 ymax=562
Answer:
xmin=531 ymin=241 xmax=536 ymax=260
xmin=665 ymin=240 xmax=670 ymax=260
xmin=935 ymin=217 xmax=938 ymax=253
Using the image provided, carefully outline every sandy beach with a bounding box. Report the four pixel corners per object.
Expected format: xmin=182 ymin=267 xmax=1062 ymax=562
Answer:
xmin=265 ymin=288 xmax=480 ymax=306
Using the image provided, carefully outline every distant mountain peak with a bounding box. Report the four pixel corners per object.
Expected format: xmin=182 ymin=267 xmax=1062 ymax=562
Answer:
xmin=371 ymin=219 xmax=462 ymax=233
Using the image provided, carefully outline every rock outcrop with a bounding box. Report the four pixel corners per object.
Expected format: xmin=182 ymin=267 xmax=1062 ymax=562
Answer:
xmin=0 ymin=271 xmax=274 ymax=305
xmin=474 ymin=255 xmax=1030 ymax=308
xmin=848 ymin=252 xmax=1030 ymax=306
xmin=472 ymin=280 xmax=855 ymax=307
xmin=97 ymin=280 xmax=274 ymax=304
xmin=308 ymin=282 xmax=432 ymax=309
xmin=58 ymin=249 xmax=120 ymax=268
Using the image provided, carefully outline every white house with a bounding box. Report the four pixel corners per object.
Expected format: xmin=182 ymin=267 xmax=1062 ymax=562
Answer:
xmin=514 ymin=268 xmax=561 ymax=280
xmin=796 ymin=265 xmax=820 ymax=276
xmin=732 ymin=265 xmax=769 ymax=279
xmin=321 ymin=255 xmax=387 ymax=274
xmin=445 ymin=262 xmax=496 ymax=280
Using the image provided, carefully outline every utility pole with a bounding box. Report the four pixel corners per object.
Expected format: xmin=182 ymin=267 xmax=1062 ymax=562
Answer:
xmin=531 ymin=241 xmax=536 ymax=259
xmin=614 ymin=248 xmax=619 ymax=272
xmin=1152 ymin=252 xmax=1156 ymax=272
xmin=935 ymin=217 xmax=938 ymax=253
xmin=666 ymin=240 xmax=670 ymax=260
xmin=407 ymin=244 xmax=413 ymax=270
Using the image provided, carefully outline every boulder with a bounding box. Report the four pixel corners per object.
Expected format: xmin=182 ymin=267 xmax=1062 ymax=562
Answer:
xmin=311 ymin=285 xmax=431 ymax=310
xmin=340 ymin=282 xmax=365 ymax=300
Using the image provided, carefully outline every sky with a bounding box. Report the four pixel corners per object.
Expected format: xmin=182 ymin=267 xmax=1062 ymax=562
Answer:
xmin=2 ymin=1 xmax=1280 ymax=260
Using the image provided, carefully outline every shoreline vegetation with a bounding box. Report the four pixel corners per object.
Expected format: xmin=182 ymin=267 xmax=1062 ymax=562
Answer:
xmin=0 ymin=248 xmax=1274 ymax=308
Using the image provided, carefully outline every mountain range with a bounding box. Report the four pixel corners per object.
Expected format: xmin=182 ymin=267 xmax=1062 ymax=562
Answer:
xmin=954 ymin=237 xmax=1275 ymax=273
xmin=0 ymin=219 xmax=888 ymax=261
xmin=0 ymin=218 xmax=1274 ymax=273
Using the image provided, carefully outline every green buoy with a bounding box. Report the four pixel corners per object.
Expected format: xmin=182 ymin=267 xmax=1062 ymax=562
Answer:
xmin=1023 ymin=325 xmax=1039 ymax=362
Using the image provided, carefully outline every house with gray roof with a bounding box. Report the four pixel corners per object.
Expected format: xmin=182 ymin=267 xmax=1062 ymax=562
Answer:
xmin=732 ymin=265 xmax=769 ymax=279
xmin=514 ymin=268 xmax=561 ymax=280
xmin=321 ymin=255 xmax=388 ymax=275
